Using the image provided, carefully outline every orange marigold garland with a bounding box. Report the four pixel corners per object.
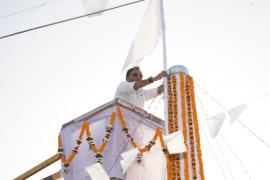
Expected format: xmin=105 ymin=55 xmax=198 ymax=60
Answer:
xmin=172 ymin=75 xmax=181 ymax=179
xmin=186 ymin=76 xmax=198 ymax=179
xmin=167 ymin=78 xmax=174 ymax=133
xmin=116 ymin=106 xmax=168 ymax=163
xmin=58 ymin=107 xmax=170 ymax=174
xmin=85 ymin=112 xmax=116 ymax=164
xmin=58 ymin=112 xmax=116 ymax=172
xmin=180 ymin=73 xmax=190 ymax=180
xmin=189 ymin=77 xmax=205 ymax=180
xmin=166 ymin=77 xmax=175 ymax=180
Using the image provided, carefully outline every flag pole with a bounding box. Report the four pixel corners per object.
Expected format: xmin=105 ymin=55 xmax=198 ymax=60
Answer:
xmin=159 ymin=0 xmax=167 ymax=71
xmin=159 ymin=0 xmax=169 ymax=135
xmin=159 ymin=1 xmax=169 ymax=179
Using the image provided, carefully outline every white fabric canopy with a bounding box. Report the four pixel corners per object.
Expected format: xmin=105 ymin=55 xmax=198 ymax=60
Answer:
xmin=60 ymin=104 xmax=165 ymax=180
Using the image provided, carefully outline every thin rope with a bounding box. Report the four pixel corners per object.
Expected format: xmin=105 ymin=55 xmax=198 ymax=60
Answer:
xmin=195 ymin=92 xmax=210 ymax=117
xmin=196 ymin=89 xmax=254 ymax=179
xmin=152 ymin=96 xmax=162 ymax=115
xmin=194 ymin=82 xmax=228 ymax=111
xmin=215 ymin=139 xmax=236 ymax=180
xmin=107 ymin=95 xmax=161 ymax=173
xmin=237 ymin=120 xmax=270 ymax=149
xmin=0 ymin=0 xmax=60 ymax=19
xmin=199 ymin=121 xmax=229 ymax=180
xmin=248 ymin=92 xmax=270 ymax=104
xmin=194 ymin=82 xmax=270 ymax=150
xmin=0 ymin=0 xmax=145 ymax=40
xmin=220 ymin=135 xmax=253 ymax=179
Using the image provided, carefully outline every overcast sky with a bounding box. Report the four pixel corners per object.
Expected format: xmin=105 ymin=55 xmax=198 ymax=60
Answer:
xmin=0 ymin=0 xmax=270 ymax=179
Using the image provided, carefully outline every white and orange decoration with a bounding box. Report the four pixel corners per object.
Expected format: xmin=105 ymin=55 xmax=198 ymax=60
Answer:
xmin=166 ymin=68 xmax=205 ymax=180
xmin=58 ymin=106 xmax=169 ymax=174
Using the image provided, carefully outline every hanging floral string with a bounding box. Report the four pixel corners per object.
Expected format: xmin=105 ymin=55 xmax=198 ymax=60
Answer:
xmin=186 ymin=76 xmax=198 ymax=179
xmin=172 ymin=75 xmax=181 ymax=179
xmin=165 ymin=75 xmax=182 ymax=180
xmin=166 ymin=77 xmax=175 ymax=180
xmin=85 ymin=111 xmax=116 ymax=164
xmin=58 ymin=112 xmax=116 ymax=172
xmin=190 ymin=76 xmax=205 ymax=180
xmin=116 ymin=106 xmax=167 ymax=163
xmin=58 ymin=106 xmax=170 ymax=174
xmin=180 ymin=73 xmax=190 ymax=180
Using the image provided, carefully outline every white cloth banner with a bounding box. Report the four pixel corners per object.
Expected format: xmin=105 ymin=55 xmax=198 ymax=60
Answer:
xmin=121 ymin=0 xmax=161 ymax=73
xmin=81 ymin=0 xmax=109 ymax=14
xmin=120 ymin=148 xmax=139 ymax=173
xmin=85 ymin=163 xmax=110 ymax=180
xmin=163 ymin=130 xmax=186 ymax=154
xmin=206 ymin=113 xmax=226 ymax=138
xmin=228 ymin=104 xmax=247 ymax=125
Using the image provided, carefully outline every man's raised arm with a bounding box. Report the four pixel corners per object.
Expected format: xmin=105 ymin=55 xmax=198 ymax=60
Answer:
xmin=134 ymin=71 xmax=167 ymax=90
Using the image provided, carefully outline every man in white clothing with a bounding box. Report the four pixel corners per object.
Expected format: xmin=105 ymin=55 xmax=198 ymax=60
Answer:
xmin=115 ymin=67 xmax=167 ymax=109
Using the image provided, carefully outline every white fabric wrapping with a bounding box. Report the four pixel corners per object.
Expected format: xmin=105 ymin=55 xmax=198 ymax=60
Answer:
xmin=206 ymin=113 xmax=226 ymax=138
xmin=228 ymin=104 xmax=247 ymax=125
xmin=81 ymin=0 xmax=109 ymax=14
xmin=163 ymin=130 xmax=186 ymax=154
xmin=120 ymin=148 xmax=139 ymax=173
xmin=121 ymin=0 xmax=161 ymax=73
xmin=60 ymin=105 xmax=164 ymax=180
xmin=85 ymin=163 xmax=110 ymax=180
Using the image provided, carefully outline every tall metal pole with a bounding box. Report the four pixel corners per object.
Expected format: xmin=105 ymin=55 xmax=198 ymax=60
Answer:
xmin=159 ymin=0 xmax=168 ymax=179
xmin=159 ymin=0 xmax=169 ymax=135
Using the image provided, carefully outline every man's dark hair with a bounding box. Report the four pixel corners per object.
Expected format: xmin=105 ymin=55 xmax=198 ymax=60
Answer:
xmin=126 ymin=66 xmax=140 ymax=81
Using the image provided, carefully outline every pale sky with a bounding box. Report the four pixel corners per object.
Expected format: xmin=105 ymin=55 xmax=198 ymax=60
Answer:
xmin=0 ymin=0 xmax=270 ymax=179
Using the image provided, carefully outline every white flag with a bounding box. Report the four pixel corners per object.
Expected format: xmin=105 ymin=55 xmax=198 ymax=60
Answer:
xmin=163 ymin=130 xmax=186 ymax=154
xmin=120 ymin=148 xmax=139 ymax=173
xmin=81 ymin=0 xmax=109 ymax=15
xmin=228 ymin=104 xmax=247 ymax=125
xmin=206 ymin=113 xmax=226 ymax=138
xmin=85 ymin=163 xmax=110 ymax=180
xmin=121 ymin=0 xmax=161 ymax=73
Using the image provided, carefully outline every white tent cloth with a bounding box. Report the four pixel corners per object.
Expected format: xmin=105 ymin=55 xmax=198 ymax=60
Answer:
xmin=60 ymin=105 xmax=165 ymax=180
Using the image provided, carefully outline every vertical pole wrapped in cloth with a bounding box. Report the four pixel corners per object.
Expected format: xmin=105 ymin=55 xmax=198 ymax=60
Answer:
xmin=165 ymin=65 xmax=205 ymax=180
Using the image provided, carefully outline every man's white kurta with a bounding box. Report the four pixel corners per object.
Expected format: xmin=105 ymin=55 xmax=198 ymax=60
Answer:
xmin=115 ymin=81 xmax=159 ymax=109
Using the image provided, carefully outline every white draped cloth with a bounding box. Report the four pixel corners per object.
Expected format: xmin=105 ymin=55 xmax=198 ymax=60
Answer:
xmin=60 ymin=106 xmax=164 ymax=180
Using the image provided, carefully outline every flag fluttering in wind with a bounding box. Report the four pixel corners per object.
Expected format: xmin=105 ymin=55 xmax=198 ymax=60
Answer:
xmin=228 ymin=104 xmax=247 ymax=125
xmin=206 ymin=113 xmax=226 ymax=138
xmin=121 ymin=0 xmax=161 ymax=73
xmin=81 ymin=0 xmax=109 ymax=15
